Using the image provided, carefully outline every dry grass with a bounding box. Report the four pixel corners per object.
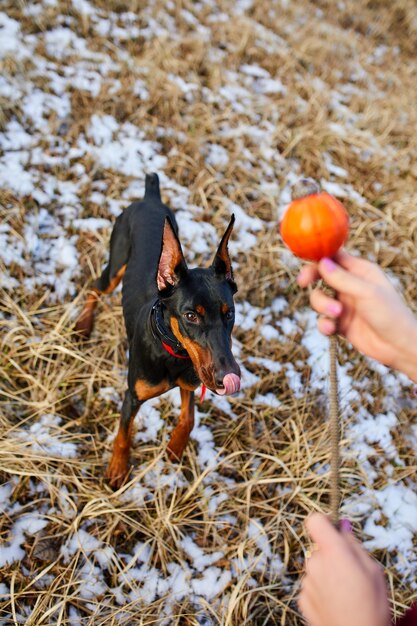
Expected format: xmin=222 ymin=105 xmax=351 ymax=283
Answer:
xmin=1 ymin=0 xmax=417 ymax=624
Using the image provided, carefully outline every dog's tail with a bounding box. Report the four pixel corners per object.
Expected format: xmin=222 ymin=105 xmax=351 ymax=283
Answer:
xmin=144 ymin=173 xmax=161 ymax=201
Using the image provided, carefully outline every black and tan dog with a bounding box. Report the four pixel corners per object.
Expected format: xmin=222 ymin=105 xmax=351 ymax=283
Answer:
xmin=75 ymin=173 xmax=241 ymax=487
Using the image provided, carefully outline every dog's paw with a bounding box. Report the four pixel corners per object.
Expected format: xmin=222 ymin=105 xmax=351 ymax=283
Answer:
xmin=106 ymin=455 xmax=130 ymax=489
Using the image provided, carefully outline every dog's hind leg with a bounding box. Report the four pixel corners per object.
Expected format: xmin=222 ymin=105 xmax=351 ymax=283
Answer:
xmin=167 ymin=388 xmax=195 ymax=461
xmin=106 ymin=390 xmax=140 ymax=489
xmin=75 ymin=212 xmax=130 ymax=338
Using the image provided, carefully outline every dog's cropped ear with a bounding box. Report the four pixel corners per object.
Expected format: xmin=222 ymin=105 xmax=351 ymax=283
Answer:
xmin=212 ymin=214 xmax=237 ymax=293
xmin=157 ymin=217 xmax=188 ymax=292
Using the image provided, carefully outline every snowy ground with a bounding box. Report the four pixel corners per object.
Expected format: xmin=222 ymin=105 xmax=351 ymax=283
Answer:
xmin=1 ymin=0 xmax=417 ymax=624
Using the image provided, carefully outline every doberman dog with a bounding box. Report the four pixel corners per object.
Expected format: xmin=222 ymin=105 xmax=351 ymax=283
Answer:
xmin=75 ymin=173 xmax=241 ymax=487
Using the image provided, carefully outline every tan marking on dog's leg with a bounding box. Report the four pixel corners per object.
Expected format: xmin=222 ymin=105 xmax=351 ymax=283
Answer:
xmin=106 ymin=418 xmax=136 ymax=489
xmin=167 ymin=388 xmax=195 ymax=461
xmin=74 ymin=290 xmax=100 ymax=339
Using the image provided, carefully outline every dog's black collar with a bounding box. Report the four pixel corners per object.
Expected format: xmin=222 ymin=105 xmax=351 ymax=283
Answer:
xmin=151 ymin=300 xmax=190 ymax=359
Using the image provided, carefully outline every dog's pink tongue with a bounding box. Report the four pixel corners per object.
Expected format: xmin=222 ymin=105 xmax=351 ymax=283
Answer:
xmin=216 ymin=373 xmax=241 ymax=396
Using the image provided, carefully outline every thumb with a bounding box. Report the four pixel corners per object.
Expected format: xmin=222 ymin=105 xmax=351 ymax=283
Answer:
xmin=305 ymin=513 xmax=341 ymax=551
xmin=318 ymin=257 xmax=366 ymax=297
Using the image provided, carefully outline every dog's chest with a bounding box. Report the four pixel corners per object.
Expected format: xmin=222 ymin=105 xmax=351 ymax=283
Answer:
xmin=170 ymin=361 xmax=200 ymax=391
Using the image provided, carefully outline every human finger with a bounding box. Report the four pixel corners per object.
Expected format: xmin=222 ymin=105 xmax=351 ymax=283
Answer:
xmin=308 ymin=516 xmax=376 ymax=576
xmin=339 ymin=520 xmax=376 ymax=572
xmin=305 ymin=513 xmax=343 ymax=551
xmin=317 ymin=257 xmax=368 ymax=297
xmin=317 ymin=316 xmax=337 ymax=336
xmin=338 ymin=519 xmax=386 ymax=584
xmin=297 ymin=263 xmax=320 ymax=287
xmin=310 ymin=288 xmax=343 ymax=318
xmin=336 ymin=250 xmax=388 ymax=286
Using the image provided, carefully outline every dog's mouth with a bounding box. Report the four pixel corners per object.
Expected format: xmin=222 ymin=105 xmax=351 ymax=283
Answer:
xmin=199 ymin=363 xmax=241 ymax=396
xmin=215 ymin=373 xmax=241 ymax=395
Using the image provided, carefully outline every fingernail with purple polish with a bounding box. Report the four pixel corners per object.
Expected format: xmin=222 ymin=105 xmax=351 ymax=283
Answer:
xmin=340 ymin=518 xmax=352 ymax=533
xmin=327 ymin=302 xmax=342 ymax=316
xmin=322 ymin=257 xmax=337 ymax=272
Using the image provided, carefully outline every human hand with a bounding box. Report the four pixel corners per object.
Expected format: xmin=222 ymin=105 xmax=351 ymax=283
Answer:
xmin=298 ymin=513 xmax=390 ymax=626
xmin=297 ymin=250 xmax=417 ymax=382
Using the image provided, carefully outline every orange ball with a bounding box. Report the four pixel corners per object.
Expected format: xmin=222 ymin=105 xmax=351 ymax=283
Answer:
xmin=280 ymin=192 xmax=349 ymax=261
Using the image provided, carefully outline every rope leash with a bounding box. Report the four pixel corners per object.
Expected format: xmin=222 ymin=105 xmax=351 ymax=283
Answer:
xmin=329 ymin=334 xmax=341 ymax=527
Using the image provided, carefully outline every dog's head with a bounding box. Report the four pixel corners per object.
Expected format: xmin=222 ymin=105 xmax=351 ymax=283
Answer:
xmin=156 ymin=216 xmax=241 ymax=395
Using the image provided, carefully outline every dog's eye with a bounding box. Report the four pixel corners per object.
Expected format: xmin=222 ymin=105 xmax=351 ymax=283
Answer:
xmin=225 ymin=310 xmax=234 ymax=321
xmin=184 ymin=311 xmax=199 ymax=323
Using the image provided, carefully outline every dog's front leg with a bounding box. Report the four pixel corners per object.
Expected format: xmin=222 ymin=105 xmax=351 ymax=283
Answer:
xmin=167 ymin=388 xmax=195 ymax=461
xmin=106 ymin=390 xmax=140 ymax=488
